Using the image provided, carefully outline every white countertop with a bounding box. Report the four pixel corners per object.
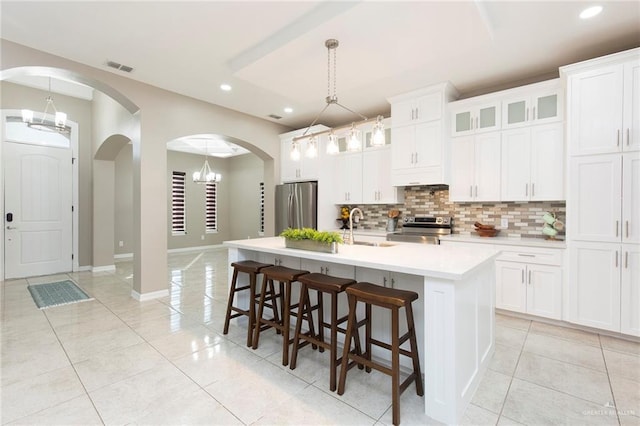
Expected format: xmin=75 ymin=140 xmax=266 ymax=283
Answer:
xmin=224 ymin=237 xmax=498 ymax=281
xmin=440 ymin=234 xmax=566 ymax=249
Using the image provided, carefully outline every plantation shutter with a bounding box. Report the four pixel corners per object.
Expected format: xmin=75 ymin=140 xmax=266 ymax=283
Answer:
xmin=206 ymin=181 xmax=217 ymax=232
xmin=171 ymin=171 xmax=186 ymax=235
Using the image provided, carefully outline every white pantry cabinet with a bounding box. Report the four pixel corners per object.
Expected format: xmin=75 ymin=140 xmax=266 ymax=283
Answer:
xmin=501 ymin=85 xmax=562 ymax=129
xmin=334 ymin=152 xmax=362 ymax=204
xmin=449 ymin=132 xmax=502 ymax=202
xmin=388 ymin=82 xmax=459 ymax=186
xmin=568 ymin=241 xmax=639 ymax=336
xmin=569 ymin=152 xmax=639 ymax=243
xmin=450 ymin=101 xmax=501 ymax=136
xmin=565 ymin=54 xmax=640 ymax=155
xmin=501 ymin=122 xmax=564 ymax=201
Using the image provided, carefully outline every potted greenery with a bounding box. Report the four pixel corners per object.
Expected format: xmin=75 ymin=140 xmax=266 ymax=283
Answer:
xmin=280 ymin=228 xmax=343 ymax=254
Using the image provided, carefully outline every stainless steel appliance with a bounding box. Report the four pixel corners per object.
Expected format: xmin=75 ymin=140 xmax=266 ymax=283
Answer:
xmin=386 ymin=216 xmax=453 ymax=244
xmin=275 ymin=181 xmax=318 ymax=235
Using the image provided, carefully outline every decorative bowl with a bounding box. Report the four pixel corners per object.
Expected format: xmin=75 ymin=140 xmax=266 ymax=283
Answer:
xmin=475 ymin=228 xmax=499 ymax=237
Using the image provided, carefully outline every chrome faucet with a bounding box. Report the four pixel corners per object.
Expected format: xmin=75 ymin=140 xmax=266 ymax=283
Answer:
xmin=345 ymin=207 xmax=363 ymax=245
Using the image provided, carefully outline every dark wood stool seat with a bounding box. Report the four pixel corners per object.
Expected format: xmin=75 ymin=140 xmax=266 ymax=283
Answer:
xmin=223 ymin=260 xmax=273 ymax=347
xmin=253 ymin=265 xmax=309 ymax=366
xmin=289 ymin=273 xmax=360 ymax=391
xmin=338 ymin=282 xmax=424 ymax=426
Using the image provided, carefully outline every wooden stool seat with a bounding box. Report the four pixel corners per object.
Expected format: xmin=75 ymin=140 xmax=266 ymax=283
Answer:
xmin=223 ymin=260 xmax=273 ymax=347
xmin=338 ymin=282 xmax=423 ymax=426
xmin=253 ymin=266 xmax=309 ymax=366
xmin=290 ymin=272 xmax=359 ymax=391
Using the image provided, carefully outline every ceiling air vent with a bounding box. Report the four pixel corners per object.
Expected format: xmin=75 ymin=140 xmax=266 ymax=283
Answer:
xmin=268 ymin=114 xmax=282 ymax=120
xmin=106 ymin=60 xmax=134 ymax=73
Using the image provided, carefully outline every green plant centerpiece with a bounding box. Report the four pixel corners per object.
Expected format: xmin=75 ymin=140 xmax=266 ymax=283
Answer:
xmin=280 ymin=228 xmax=343 ymax=253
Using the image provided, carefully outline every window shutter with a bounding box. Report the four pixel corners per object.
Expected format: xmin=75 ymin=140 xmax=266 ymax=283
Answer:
xmin=172 ymin=171 xmax=186 ymax=235
xmin=206 ymin=181 xmax=217 ymax=232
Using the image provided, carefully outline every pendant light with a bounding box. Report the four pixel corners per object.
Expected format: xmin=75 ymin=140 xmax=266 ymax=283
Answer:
xmin=21 ymin=77 xmax=69 ymax=134
xmin=371 ymin=115 xmax=386 ymax=146
xmin=193 ymin=141 xmax=221 ymax=183
xmin=346 ymin=123 xmax=361 ymax=152
xmin=326 ymin=130 xmax=339 ymax=155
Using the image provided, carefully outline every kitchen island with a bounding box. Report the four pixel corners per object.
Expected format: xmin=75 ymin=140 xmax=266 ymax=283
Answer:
xmin=224 ymin=237 xmax=498 ymax=424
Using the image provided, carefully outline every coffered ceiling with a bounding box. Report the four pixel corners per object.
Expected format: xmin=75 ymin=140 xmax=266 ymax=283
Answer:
xmin=1 ymin=1 xmax=639 ymax=132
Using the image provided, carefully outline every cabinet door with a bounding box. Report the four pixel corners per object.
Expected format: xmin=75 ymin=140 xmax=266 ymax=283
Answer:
xmin=568 ymin=242 xmax=621 ymax=332
xmin=530 ymin=123 xmax=564 ymax=201
xmin=569 ymin=155 xmax=622 ymax=242
xmin=622 ymin=153 xmax=640 ymax=243
xmin=450 ymin=136 xmax=475 ymax=201
xmin=281 ymin=139 xmax=300 ymax=182
xmin=372 ymin=146 xmax=401 ymax=204
xmin=620 ymin=244 xmax=640 ymax=336
xmin=362 ymin=149 xmax=382 ymax=203
xmin=503 ymin=97 xmax=530 ymax=129
xmin=391 ymin=99 xmax=415 ymax=127
xmin=476 ymin=103 xmax=501 ymax=133
xmin=414 ymin=121 xmax=441 ymax=168
xmin=451 ymin=108 xmax=474 ymax=137
xmin=391 ymin=125 xmax=415 ymax=171
xmin=474 ymin=132 xmax=502 ymax=201
xmin=495 ymin=261 xmax=527 ymax=313
xmin=334 ymin=153 xmax=362 ymax=204
xmin=623 ymin=60 xmax=640 ymax=152
xmin=414 ymin=92 xmax=442 ymax=122
xmin=534 ymin=91 xmax=562 ymax=125
xmin=527 ymin=264 xmax=562 ymax=320
xmin=501 ymin=128 xmax=531 ymax=201
xmin=569 ymin=64 xmax=624 ymax=155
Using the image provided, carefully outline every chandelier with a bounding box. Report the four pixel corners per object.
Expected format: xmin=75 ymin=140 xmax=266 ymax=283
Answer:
xmin=21 ymin=77 xmax=69 ymax=134
xmin=193 ymin=141 xmax=221 ymax=183
xmin=292 ymin=39 xmax=385 ymax=159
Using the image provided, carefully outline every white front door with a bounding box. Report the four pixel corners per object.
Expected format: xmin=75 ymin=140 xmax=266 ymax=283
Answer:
xmin=4 ymin=141 xmax=72 ymax=279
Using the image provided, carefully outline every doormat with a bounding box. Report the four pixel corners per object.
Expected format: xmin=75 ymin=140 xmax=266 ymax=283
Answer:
xmin=27 ymin=280 xmax=93 ymax=309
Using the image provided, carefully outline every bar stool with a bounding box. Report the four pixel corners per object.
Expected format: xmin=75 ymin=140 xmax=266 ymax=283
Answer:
xmin=289 ymin=272 xmax=359 ymax=391
xmin=337 ymin=282 xmax=423 ymax=426
xmin=223 ymin=260 xmax=273 ymax=347
xmin=253 ymin=265 xmax=309 ymax=366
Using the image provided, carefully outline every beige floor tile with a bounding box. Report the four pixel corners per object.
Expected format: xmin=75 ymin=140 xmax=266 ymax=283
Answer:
xmin=56 ymin=322 xmax=144 ymax=363
xmin=0 ymin=366 xmax=86 ymax=424
xmin=461 ymin=404 xmax=499 ymax=426
xmin=495 ymin=325 xmax=527 ymax=349
xmin=496 ymin=313 xmax=531 ymax=331
xmin=523 ymin=332 xmax=606 ymax=371
xmin=471 ymin=369 xmax=512 ymax=414
xmin=529 ymin=321 xmax=600 ymax=347
xmin=488 ymin=343 xmax=521 ymax=376
xmin=515 ymin=352 xmax=613 ymax=404
xmin=129 ymin=311 xmax=199 ymax=341
xmin=43 ymin=299 xmax=113 ymax=328
xmin=620 ymin=415 xmax=640 ymax=425
xmin=604 ymin=349 xmax=640 ymax=383
xmin=147 ymin=324 xmax=225 ymax=360
xmin=601 ymin=334 xmax=640 ymax=356
xmin=377 ymin=390 xmax=444 ymax=426
xmin=502 ymin=378 xmax=618 ymax=425
xmin=610 ymin=374 xmax=640 ymax=418
xmin=6 ymin=394 xmax=102 ymax=426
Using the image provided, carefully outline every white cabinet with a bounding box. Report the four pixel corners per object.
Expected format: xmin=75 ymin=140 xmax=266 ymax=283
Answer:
xmin=502 ymin=87 xmax=562 ymax=129
xmin=567 ymin=226 xmax=639 ymax=337
xmin=570 ymin=152 xmax=639 ymax=243
xmin=389 ymin=82 xmax=459 ymax=186
xmin=391 ymin=91 xmax=442 ymax=126
xmin=279 ymin=125 xmax=329 ymax=183
xmin=362 ymin=146 xmax=403 ymax=204
xmin=501 ymin=122 xmax=564 ymax=201
xmin=450 ymin=132 xmax=502 ymax=202
xmin=566 ymin=57 xmax=640 ymax=155
xmin=334 ymin=152 xmax=362 ymax=204
xmin=450 ymin=101 xmax=501 ymax=136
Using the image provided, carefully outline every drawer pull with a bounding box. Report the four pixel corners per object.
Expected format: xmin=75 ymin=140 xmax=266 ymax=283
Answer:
xmin=521 ymin=269 xmax=524 ymax=284
xmin=625 ymin=251 xmax=628 ymax=269
xmin=528 ymin=270 xmax=532 ymax=285
xmin=517 ymin=254 xmax=536 ymax=257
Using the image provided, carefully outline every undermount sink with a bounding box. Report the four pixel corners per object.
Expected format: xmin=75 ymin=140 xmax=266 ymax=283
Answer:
xmin=352 ymin=241 xmax=396 ymax=247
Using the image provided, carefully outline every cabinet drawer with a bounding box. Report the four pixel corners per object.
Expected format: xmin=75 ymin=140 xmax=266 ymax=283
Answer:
xmin=496 ymin=247 xmax=563 ymax=266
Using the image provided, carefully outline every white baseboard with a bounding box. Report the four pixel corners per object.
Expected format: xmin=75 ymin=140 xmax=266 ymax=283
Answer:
xmin=131 ymin=288 xmax=169 ymax=301
xmin=92 ymin=265 xmax=116 ymax=273
xmin=114 ymin=253 xmax=133 ymax=260
xmin=74 ymin=265 xmax=92 ymax=272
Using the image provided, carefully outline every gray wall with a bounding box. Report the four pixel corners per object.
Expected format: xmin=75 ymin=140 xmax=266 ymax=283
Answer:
xmin=228 ymin=154 xmax=265 ymax=240
xmin=114 ymin=144 xmax=134 ymax=255
xmin=1 ymin=81 xmax=94 ymax=267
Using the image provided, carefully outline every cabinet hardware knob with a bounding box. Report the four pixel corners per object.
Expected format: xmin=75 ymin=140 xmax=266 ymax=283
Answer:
xmin=320 ymin=267 xmax=324 ymax=274
xmin=326 ymin=267 xmax=329 ymax=275
xmin=521 ymin=269 xmax=525 ymax=284
xmin=415 ymin=153 xmax=418 ymax=164
xmin=470 ymin=186 xmax=473 ymax=197
xmin=391 ymin=278 xmax=395 ymax=288
xmin=615 ymin=251 xmax=619 ymax=268
xmin=627 ymin=128 xmax=630 ymax=146
xmin=526 ymin=107 xmax=529 ymax=121
xmin=528 ymin=270 xmax=532 ymax=284
xmin=616 ymin=220 xmax=619 ymax=237
xmin=518 ymin=253 xmax=536 ymax=257
xmin=625 ymin=251 xmax=628 ymax=269
xmin=525 ymin=183 xmax=528 ymax=196
xmin=532 ymin=183 xmax=535 ymax=197
xmin=626 ymin=221 xmax=629 ymax=238
xmin=533 ymin=106 xmax=536 ymax=120
xmin=617 ymin=129 xmax=621 ymax=147
xmin=383 ymin=276 xmax=387 ymax=287
xmin=475 ymin=185 xmax=478 ymax=197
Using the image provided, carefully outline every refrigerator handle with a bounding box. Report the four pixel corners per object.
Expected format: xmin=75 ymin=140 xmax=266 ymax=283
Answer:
xmin=287 ymin=192 xmax=294 ymax=229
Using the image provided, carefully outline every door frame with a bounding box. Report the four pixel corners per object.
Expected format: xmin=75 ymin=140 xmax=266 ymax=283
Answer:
xmin=1 ymin=109 xmax=79 ymax=280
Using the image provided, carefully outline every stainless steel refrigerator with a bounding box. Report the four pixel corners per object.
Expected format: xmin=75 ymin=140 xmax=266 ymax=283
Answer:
xmin=275 ymin=181 xmax=317 ymax=235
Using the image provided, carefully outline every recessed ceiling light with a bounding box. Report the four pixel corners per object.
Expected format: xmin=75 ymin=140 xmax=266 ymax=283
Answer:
xmin=284 ymin=107 xmax=293 ymax=113
xmin=580 ymin=5 xmax=602 ymax=19
xmin=220 ymin=84 xmax=232 ymax=91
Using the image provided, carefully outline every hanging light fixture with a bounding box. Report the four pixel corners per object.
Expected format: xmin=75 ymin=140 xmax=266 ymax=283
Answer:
xmin=290 ymin=140 xmax=301 ymax=161
xmin=346 ymin=123 xmax=361 ymax=152
xmin=21 ymin=77 xmax=69 ymax=134
xmin=305 ymin=135 xmax=318 ymax=158
xmin=193 ymin=141 xmax=221 ymax=183
xmin=371 ymin=115 xmax=386 ymax=147
xmin=293 ymin=39 xmax=375 ymax=159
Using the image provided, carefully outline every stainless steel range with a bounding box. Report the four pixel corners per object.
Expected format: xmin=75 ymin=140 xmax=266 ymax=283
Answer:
xmin=386 ymin=216 xmax=453 ymax=244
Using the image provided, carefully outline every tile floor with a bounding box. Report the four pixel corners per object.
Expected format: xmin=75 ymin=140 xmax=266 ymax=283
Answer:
xmin=1 ymin=247 xmax=638 ymax=425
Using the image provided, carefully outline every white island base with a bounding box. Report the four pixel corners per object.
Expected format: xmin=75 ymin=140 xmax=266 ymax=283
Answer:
xmin=224 ymin=237 xmax=497 ymax=424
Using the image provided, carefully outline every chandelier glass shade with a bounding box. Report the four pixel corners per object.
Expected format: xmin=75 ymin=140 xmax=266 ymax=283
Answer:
xmin=326 ymin=131 xmax=339 ymax=155
xmin=193 ymin=142 xmax=222 ymax=183
xmin=21 ymin=78 xmax=69 ymax=134
xmin=371 ymin=115 xmax=386 ymax=146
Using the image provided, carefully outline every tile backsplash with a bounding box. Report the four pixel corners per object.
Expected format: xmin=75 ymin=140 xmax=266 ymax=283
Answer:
xmin=344 ymin=186 xmax=566 ymax=238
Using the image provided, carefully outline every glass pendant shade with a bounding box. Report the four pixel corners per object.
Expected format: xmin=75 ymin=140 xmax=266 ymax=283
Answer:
xmin=291 ymin=140 xmax=301 ymax=161
xmin=21 ymin=109 xmax=34 ymax=123
xmin=193 ymin=159 xmax=221 ymax=183
xmin=305 ymin=136 xmax=318 ymax=158
xmin=372 ymin=115 xmax=386 ymax=146
xmin=346 ymin=124 xmax=361 ymax=152
xmin=326 ymin=132 xmax=339 ymax=155
xmin=55 ymin=112 xmax=67 ymax=128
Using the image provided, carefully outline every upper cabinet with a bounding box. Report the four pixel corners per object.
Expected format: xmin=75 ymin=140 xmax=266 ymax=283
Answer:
xmin=388 ymin=82 xmax=459 ymax=186
xmin=279 ymin=125 xmax=329 ymax=183
xmin=563 ymin=54 xmax=640 ymax=155
xmin=501 ymin=85 xmax=562 ymax=130
xmin=451 ymin=102 xmax=501 ymax=137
